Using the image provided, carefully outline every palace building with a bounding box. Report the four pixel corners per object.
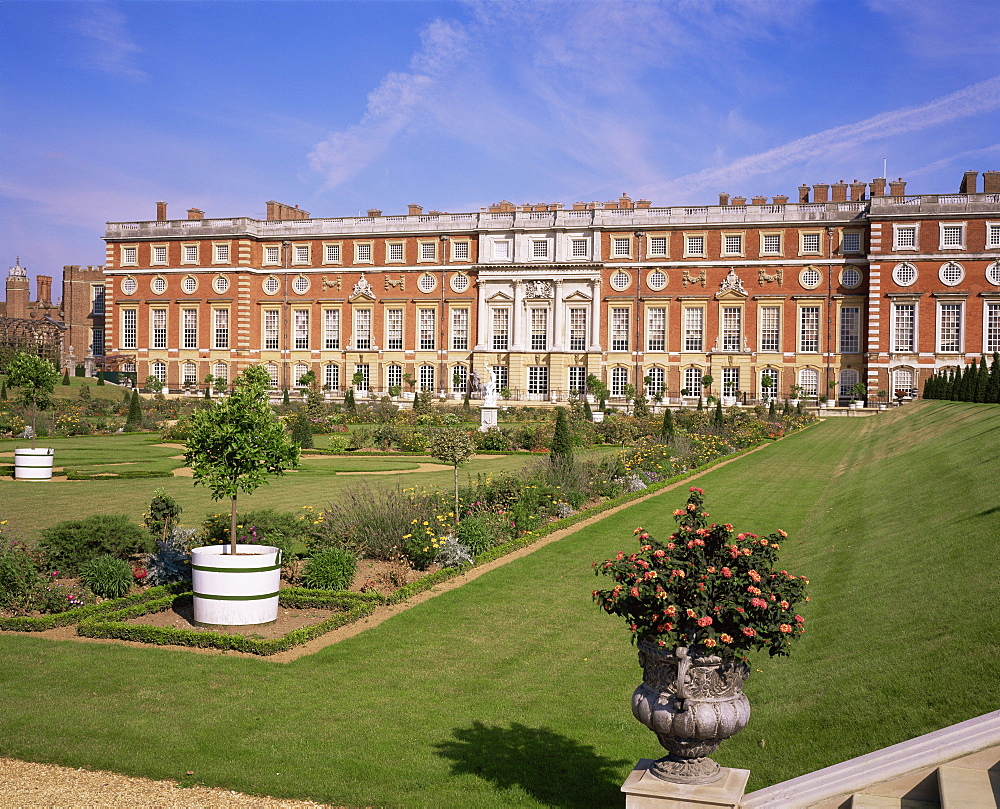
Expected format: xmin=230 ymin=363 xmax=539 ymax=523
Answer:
xmin=95 ymin=172 xmax=1000 ymax=403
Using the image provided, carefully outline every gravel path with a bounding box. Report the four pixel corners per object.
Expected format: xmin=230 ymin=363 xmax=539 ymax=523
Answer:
xmin=0 ymin=757 xmax=336 ymax=807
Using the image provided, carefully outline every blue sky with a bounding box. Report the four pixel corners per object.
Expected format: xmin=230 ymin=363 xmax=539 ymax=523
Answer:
xmin=2 ymin=0 xmax=998 ymax=296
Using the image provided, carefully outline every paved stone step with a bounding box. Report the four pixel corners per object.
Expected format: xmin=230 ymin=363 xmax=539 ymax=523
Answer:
xmin=850 ymin=794 xmax=938 ymax=809
xmin=938 ymin=765 xmax=1000 ymax=809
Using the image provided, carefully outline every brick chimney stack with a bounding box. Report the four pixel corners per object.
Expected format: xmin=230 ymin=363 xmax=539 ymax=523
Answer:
xmin=187 ymin=208 xmax=204 ymax=220
xmin=751 ymin=195 xmax=767 ymax=205
xmin=156 ymin=201 xmax=168 ymax=221
xmin=635 ymin=199 xmax=652 ymax=209
xmin=984 ymin=171 xmax=1000 ymax=194
xmin=831 ymin=181 xmax=848 ymax=203
xmin=773 ymin=195 xmax=789 ymax=205
xmin=812 ymin=183 xmax=830 ymax=203
xmin=889 ymin=178 xmax=907 ymax=197
xmin=959 ymin=171 xmax=979 ymax=194
xmin=798 ymin=185 xmax=810 ymax=203
xmin=36 ymin=275 xmax=52 ymax=306
xmin=366 ymin=209 xmax=382 ymax=217
xmin=6 ymin=258 xmax=29 ymax=319
xmin=850 ymin=180 xmax=867 ymax=202
xmin=731 ymin=196 xmax=747 ymax=206
xmin=407 ymin=204 xmax=423 ymax=216
xmin=718 ymin=193 xmax=730 ymax=206
xmin=870 ymin=177 xmax=887 ymax=196
xmin=265 ymin=201 xmax=311 ymax=220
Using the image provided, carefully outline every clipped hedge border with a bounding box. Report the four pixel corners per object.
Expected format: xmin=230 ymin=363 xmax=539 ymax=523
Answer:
xmin=77 ymin=588 xmax=378 ymax=656
xmin=0 ymin=582 xmax=190 ymax=632
xmin=64 ymin=470 xmax=174 ymax=481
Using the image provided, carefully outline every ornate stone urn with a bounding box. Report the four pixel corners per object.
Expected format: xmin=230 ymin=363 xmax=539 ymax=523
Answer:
xmin=631 ymin=642 xmax=751 ymax=785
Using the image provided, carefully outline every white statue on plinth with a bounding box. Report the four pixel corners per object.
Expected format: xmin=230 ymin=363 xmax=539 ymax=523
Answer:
xmin=483 ymin=363 xmax=499 ymax=408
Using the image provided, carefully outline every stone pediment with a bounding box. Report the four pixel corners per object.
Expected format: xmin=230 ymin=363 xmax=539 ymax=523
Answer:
xmin=485 ymin=291 xmax=513 ymax=303
xmin=348 ymin=273 xmax=376 ymax=301
xmin=563 ymin=291 xmax=593 ymax=302
xmin=716 ymin=268 xmax=748 ymax=299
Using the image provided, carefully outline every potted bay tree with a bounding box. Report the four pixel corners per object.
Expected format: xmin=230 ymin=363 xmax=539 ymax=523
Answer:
xmin=184 ymin=365 xmax=300 ymax=626
xmin=7 ymin=351 xmax=60 ymax=480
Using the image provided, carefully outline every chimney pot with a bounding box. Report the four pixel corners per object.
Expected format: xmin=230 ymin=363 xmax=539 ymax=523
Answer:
xmin=959 ymin=170 xmax=979 ymax=194
xmin=983 ymin=171 xmax=1000 ymax=194
xmin=812 ymin=183 xmax=830 ymax=203
xmin=187 ymin=208 xmax=204 ymax=220
xmin=156 ymin=201 xmax=168 ymax=221
xmin=798 ymin=184 xmax=810 ymax=203
xmin=407 ymin=203 xmax=423 ymax=216
xmin=718 ymin=193 xmax=730 ymax=206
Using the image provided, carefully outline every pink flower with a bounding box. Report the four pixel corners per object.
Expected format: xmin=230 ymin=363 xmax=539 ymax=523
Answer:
xmin=750 ymin=597 xmax=768 ymax=608
xmin=629 ymin=587 xmax=640 ymax=598
xmin=697 ymin=616 xmax=713 ymax=627
xmin=779 ymin=624 xmax=793 ymax=634
xmin=742 ymin=627 xmax=756 ymax=637
xmin=748 ymin=570 xmax=762 ymax=582
xmin=720 ymin=633 xmax=733 ymax=643
xmin=721 ymin=567 xmax=732 ymax=578
xmin=653 ymin=549 xmax=665 ymax=558
xmin=703 ymin=638 xmax=717 ymax=648
xmin=686 ymin=609 xmax=697 ymax=618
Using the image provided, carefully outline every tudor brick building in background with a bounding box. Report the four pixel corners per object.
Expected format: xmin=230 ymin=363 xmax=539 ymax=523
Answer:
xmin=96 ymin=171 xmax=1000 ymax=402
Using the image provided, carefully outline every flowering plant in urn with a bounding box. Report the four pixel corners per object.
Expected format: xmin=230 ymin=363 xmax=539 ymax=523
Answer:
xmin=592 ymin=487 xmax=809 ymax=784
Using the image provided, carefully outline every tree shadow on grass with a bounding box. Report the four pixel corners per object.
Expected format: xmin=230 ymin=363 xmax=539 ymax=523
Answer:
xmin=433 ymin=721 xmax=632 ymax=808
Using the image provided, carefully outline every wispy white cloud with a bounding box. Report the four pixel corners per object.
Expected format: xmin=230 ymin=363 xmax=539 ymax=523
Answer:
xmin=73 ymin=3 xmax=147 ymax=82
xmin=308 ymin=18 xmax=469 ymax=188
xmin=650 ymin=75 xmax=1000 ymax=198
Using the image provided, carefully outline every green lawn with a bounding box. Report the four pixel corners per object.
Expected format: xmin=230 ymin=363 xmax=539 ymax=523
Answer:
xmin=0 ymin=401 xmax=997 ymax=806
xmin=0 ymin=433 xmax=546 ymax=540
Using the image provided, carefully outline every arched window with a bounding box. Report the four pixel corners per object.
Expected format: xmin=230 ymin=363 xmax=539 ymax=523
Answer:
xmin=212 ymin=362 xmax=228 ymax=387
xmin=839 ymin=369 xmax=859 ymax=400
xmin=182 ymin=362 xmax=197 ymax=386
xmin=386 ymin=364 xmax=402 ymax=389
xmin=265 ymin=363 xmax=279 ymax=389
xmin=760 ymin=369 xmax=778 ymax=400
xmin=293 ymin=363 xmax=309 ymax=388
xmin=324 ymin=363 xmax=340 ymax=391
xmin=893 ymin=368 xmax=915 ymax=397
xmin=683 ymin=367 xmax=702 ymax=395
xmin=151 ymin=361 xmax=166 ymax=383
xmin=419 ymin=364 xmax=435 ymax=391
xmin=451 ymin=364 xmax=467 ymax=393
xmin=797 ymin=368 xmax=819 ymax=397
xmin=610 ymin=367 xmax=629 ymax=397
xmin=645 ymin=367 xmax=665 ymax=396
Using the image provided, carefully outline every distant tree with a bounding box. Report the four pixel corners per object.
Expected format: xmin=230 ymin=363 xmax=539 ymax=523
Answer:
xmin=604 ymin=415 xmax=640 ymax=449
xmin=583 ymin=398 xmax=594 ymax=422
xmin=660 ymin=408 xmax=675 ymax=441
xmin=429 ymin=427 xmax=477 ymax=517
xmin=6 ymin=351 xmax=60 ymax=449
xmin=974 ymin=356 xmax=989 ymax=403
xmin=145 ymin=375 xmax=163 ymax=394
xmin=0 ymin=380 xmax=6 ymax=400
xmin=185 ymin=365 xmax=300 ymax=554
xmin=712 ymin=398 xmax=724 ymax=427
xmin=988 ymin=353 xmax=1000 ymax=404
xmin=767 ymin=399 xmax=776 ymax=418
xmin=290 ymin=408 xmax=313 ymax=449
xmin=143 ymin=488 xmax=183 ymax=541
xmin=61 ymin=369 xmax=70 ymax=386
xmin=282 ymin=387 xmax=290 ymax=406
xmin=633 ymin=390 xmax=650 ymax=418
xmin=125 ymin=389 xmax=143 ymax=428
xmin=550 ymin=407 xmax=573 ymax=466
xmin=79 ymin=381 xmax=91 ymax=400
xmin=344 ymin=387 xmax=356 ymax=412
xmin=96 ymin=370 xmax=105 ymax=386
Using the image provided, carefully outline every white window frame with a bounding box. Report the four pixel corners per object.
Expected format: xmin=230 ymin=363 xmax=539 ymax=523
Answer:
xmin=451 ymin=308 xmax=469 ymax=350
xmin=354 ymin=242 xmax=373 ymax=264
xmin=213 ymin=308 xmax=230 ymax=350
xmin=568 ymin=366 xmax=587 ymax=396
xmin=353 ymin=309 xmax=372 ymax=350
xmin=684 ymin=233 xmax=706 ymax=258
xmin=571 ymin=238 xmax=590 ymax=259
xmin=418 ymin=241 xmax=437 ymax=263
xmin=323 ymin=243 xmax=342 ymax=264
xmin=984 ymin=301 xmax=1000 ymax=354
xmin=182 ymin=362 xmax=197 ymax=386
xmin=151 ymin=309 xmax=167 ymax=350
xmin=264 ymin=245 xmax=281 ymax=265
xmin=151 ymin=244 xmax=168 ymax=265
xmin=324 ymin=363 xmax=340 ymax=391
xmin=183 ymin=309 xmax=198 ymax=349
xmin=355 ymin=364 xmax=370 ymax=392
xmin=610 ymin=367 xmax=628 ymax=397
xmin=386 ymin=242 xmax=405 ymax=263
xmin=419 ymin=308 xmax=436 ymax=350
xmin=611 ymin=307 xmax=630 ymax=352
xmin=120 ymin=245 xmax=138 ymax=266
xmin=647 ymin=235 xmax=668 ymax=257
xmin=492 ymin=308 xmax=509 ymax=350
xmin=892 ymin=303 xmax=916 ymax=353
xmin=646 ymin=367 xmax=665 ymax=396
xmin=721 ymin=306 xmax=742 ymax=351
xmin=612 ymin=237 xmax=631 ymax=258
xmin=263 ymin=309 xmax=280 ymax=351
xmin=759 ymin=306 xmax=780 ymax=353
xmin=569 ymin=308 xmax=587 ymax=351
xmin=721 ymin=232 xmax=744 ymax=257
xmin=531 ymin=239 xmax=549 ymax=260
xmin=987 ymin=223 xmax=1000 ymax=250
xmin=527 ymin=366 xmax=549 ymax=395
xmin=798 ymin=368 xmax=819 ymax=398
xmin=646 ymin=307 xmax=666 ymax=352
xmin=683 ymin=307 xmax=704 ymax=352
xmin=683 ymin=367 xmax=702 ymax=395
xmin=213 ymin=242 xmax=231 ymax=264
xmin=121 ymin=309 xmax=137 ymax=350
xmin=451 ymin=240 xmax=471 ymax=262
xmin=892 ymin=224 xmax=919 ymax=251
xmin=493 ymin=239 xmax=512 ymax=261
xmin=839 ymin=306 xmax=861 ymax=354
xmin=181 ymin=243 xmax=199 ymax=264
xmin=293 ymin=309 xmax=310 ymax=350
xmin=799 ymin=231 xmax=822 ymax=255
xmin=798 ymin=306 xmax=821 ymax=353
xmin=385 ymin=308 xmax=403 ymax=351
xmin=938 ymin=222 xmax=966 ymax=250
xmin=760 ymin=232 xmax=782 ymax=256
xmin=418 ymin=364 xmax=434 ymax=392
xmin=451 ymin=364 xmax=467 ymax=393
xmin=530 ymin=308 xmax=548 ymax=350
xmin=151 ymin=361 xmax=167 ymax=384
xmin=937 ymin=301 xmax=963 ymax=353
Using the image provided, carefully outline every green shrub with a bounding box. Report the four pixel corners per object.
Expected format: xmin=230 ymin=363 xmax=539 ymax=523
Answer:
xmin=197 ymin=509 xmax=304 ymax=571
xmin=80 ymin=555 xmax=133 ymax=599
xmin=455 ymin=515 xmax=501 ymax=556
xmin=0 ymin=534 xmax=45 ymax=614
xmin=143 ymin=489 xmax=182 ymax=539
xmin=325 ymin=434 xmax=349 ymax=452
xmin=301 ymin=548 xmax=357 ymax=590
xmin=396 ymin=429 xmax=427 ymax=452
xmin=145 ymin=529 xmax=194 ymax=586
xmin=39 ymin=514 xmax=154 ymax=575
xmin=290 ymin=409 xmax=313 ymax=448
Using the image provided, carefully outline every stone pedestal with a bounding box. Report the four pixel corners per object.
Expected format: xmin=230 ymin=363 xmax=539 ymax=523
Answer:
xmin=479 ymin=406 xmax=498 ymax=432
xmin=622 ymin=760 xmax=749 ymax=809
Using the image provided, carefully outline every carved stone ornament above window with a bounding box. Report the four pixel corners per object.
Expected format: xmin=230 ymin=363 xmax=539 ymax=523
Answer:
xmin=717 ymin=268 xmax=748 ymax=297
xmin=526 ymin=280 xmax=553 ymax=299
xmin=350 ymin=273 xmax=375 ymax=300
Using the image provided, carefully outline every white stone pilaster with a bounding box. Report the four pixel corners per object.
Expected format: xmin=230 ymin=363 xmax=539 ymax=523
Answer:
xmin=511 ymin=279 xmax=525 ymax=350
xmin=552 ymin=280 xmax=564 ymax=350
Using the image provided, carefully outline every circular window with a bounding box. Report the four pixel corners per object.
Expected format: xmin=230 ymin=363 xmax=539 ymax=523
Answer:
xmin=213 ymin=276 xmax=229 ymax=294
xmin=418 ymin=273 xmax=436 ymax=293
xmin=939 ymin=262 xmax=964 ymax=286
xmin=987 ymin=262 xmax=1000 ymax=286
xmin=121 ymin=277 xmax=137 ymax=295
xmin=450 ymin=273 xmax=470 ymax=293
xmin=799 ymin=268 xmax=821 ymax=289
xmin=182 ymin=276 xmax=197 ymax=294
xmin=892 ymin=262 xmax=917 ymax=287
xmin=610 ymin=270 xmax=631 ymax=291
xmin=263 ymin=276 xmax=280 ymax=295
xmin=646 ymin=270 xmax=668 ymax=291
xmin=292 ymin=275 xmax=309 ymax=294
xmin=151 ymin=276 xmax=167 ymax=295
xmin=840 ymin=268 xmax=862 ymax=289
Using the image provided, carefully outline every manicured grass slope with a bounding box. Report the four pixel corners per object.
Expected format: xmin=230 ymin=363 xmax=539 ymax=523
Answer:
xmin=0 ymin=402 xmax=997 ymax=806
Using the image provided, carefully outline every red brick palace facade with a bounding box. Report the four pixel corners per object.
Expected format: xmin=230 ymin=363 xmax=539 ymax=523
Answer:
xmin=96 ymin=171 xmax=1000 ymax=402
